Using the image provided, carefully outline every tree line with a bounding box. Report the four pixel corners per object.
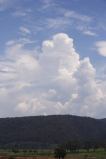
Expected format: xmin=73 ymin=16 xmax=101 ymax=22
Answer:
xmin=54 ymin=139 xmax=106 ymax=159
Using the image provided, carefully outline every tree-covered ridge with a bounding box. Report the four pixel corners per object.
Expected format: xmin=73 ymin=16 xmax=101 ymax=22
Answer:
xmin=0 ymin=115 xmax=106 ymax=149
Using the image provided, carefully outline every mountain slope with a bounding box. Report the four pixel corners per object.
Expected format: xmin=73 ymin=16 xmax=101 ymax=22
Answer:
xmin=0 ymin=115 xmax=106 ymax=148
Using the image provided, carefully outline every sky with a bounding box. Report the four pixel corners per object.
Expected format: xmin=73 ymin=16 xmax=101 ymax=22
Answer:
xmin=0 ymin=0 xmax=106 ymax=118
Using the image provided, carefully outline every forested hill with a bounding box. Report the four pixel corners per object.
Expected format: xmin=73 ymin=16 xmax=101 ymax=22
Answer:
xmin=0 ymin=115 xmax=106 ymax=149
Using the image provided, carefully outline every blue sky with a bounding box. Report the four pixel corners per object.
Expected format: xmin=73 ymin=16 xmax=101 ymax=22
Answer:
xmin=0 ymin=0 xmax=106 ymax=64
xmin=0 ymin=0 xmax=106 ymax=118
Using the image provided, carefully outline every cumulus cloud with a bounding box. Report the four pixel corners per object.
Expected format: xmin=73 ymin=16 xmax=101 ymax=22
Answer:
xmin=95 ymin=41 xmax=106 ymax=57
xmin=0 ymin=33 xmax=106 ymax=118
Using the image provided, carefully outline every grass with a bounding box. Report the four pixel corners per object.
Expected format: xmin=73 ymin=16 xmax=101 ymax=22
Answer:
xmin=0 ymin=149 xmax=106 ymax=159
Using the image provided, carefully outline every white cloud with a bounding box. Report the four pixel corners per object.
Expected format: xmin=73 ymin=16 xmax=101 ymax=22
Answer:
xmin=64 ymin=10 xmax=92 ymax=22
xmin=19 ymin=26 xmax=31 ymax=35
xmin=95 ymin=41 xmax=106 ymax=57
xmin=40 ymin=0 xmax=56 ymax=9
xmin=6 ymin=38 xmax=35 ymax=47
xmin=46 ymin=17 xmax=70 ymax=29
xmin=76 ymin=25 xmax=96 ymax=36
xmin=0 ymin=33 xmax=106 ymax=118
xmin=82 ymin=30 xmax=97 ymax=36
xmin=13 ymin=10 xmax=28 ymax=17
xmin=12 ymin=8 xmax=32 ymax=19
xmin=44 ymin=9 xmax=96 ymax=37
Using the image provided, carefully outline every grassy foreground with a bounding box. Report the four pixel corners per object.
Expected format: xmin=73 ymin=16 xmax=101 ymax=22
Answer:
xmin=0 ymin=149 xmax=106 ymax=159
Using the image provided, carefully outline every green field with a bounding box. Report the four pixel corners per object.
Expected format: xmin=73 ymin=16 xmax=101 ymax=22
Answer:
xmin=0 ymin=149 xmax=106 ymax=159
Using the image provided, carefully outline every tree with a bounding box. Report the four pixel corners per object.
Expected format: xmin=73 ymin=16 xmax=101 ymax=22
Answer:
xmin=64 ymin=140 xmax=80 ymax=153
xmin=84 ymin=141 xmax=91 ymax=152
xmin=54 ymin=147 xmax=66 ymax=159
